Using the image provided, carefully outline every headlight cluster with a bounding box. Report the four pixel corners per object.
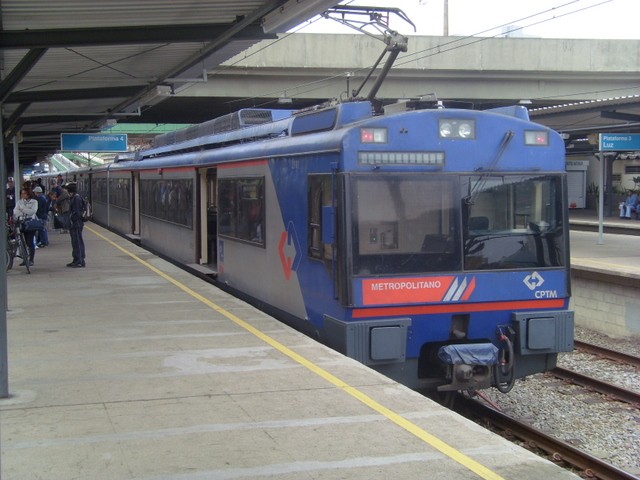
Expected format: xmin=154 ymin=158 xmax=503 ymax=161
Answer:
xmin=524 ymin=130 xmax=549 ymax=145
xmin=360 ymin=128 xmax=388 ymax=143
xmin=439 ymin=119 xmax=475 ymax=139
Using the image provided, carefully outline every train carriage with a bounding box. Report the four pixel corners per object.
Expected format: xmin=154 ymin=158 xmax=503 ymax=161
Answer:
xmin=49 ymin=100 xmax=574 ymax=393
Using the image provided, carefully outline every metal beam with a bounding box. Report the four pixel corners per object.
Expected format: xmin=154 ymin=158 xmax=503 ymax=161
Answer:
xmin=0 ymin=23 xmax=274 ymax=49
xmin=600 ymin=110 xmax=640 ymax=122
xmin=20 ymin=131 xmax=67 ymax=139
xmin=19 ymin=135 xmax=61 ymax=141
xmin=533 ymin=102 xmax=640 ymax=121
xmin=0 ymin=48 xmax=47 ymax=102
xmin=3 ymin=103 xmax=31 ymax=134
xmin=16 ymin=115 xmax=102 ymax=125
xmin=5 ymin=125 xmax=22 ymax=144
xmin=166 ymin=9 xmax=281 ymax=80
xmin=5 ymin=86 xmax=145 ymax=104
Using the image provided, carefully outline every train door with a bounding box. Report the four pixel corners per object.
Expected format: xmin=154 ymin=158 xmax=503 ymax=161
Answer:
xmin=198 ymin=168 xmax=217 ymax=267
xmin=132 ymin=171 xmax=140 ymax=235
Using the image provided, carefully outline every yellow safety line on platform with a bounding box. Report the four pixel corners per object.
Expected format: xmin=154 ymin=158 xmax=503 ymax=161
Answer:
xmin=87 ymin=225 xmax=505 ymax=480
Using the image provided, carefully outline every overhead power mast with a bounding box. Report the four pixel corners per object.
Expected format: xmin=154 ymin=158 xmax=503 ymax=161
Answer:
xmin=321 ymin=6 xmax=415 ymax=103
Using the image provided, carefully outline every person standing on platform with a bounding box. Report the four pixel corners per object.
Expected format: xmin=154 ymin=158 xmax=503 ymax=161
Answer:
xmin=65 ymin=182 xmax=86 ymax=268
xmin=33 ymin=186 xmax=49 ymax=247
xmin=50 ymin=180 xmax=62 ymax=197
xmin=6 ymin=176 xmax=16 ymax=222
xmin=55 ymin=184 xmax=70 ymax=233
xmin=13 ymin=187 xmax=38 ymax=267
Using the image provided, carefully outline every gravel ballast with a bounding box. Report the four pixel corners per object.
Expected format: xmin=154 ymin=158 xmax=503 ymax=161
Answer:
xmin=482 ymin=327 xmax=640 ymax=476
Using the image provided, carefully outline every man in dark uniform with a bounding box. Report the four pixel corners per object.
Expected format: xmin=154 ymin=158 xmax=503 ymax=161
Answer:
xmin=6 ymin=176 xmax=15 ymax=221
xmin=65 ymin=182 xmax=86 ymax=268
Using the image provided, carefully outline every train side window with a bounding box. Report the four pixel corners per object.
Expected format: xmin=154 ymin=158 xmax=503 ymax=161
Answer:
xmin=109 ymin=177 xmax=131 ymax=210
xmin=92 ymin=177 xmax=108 ymax=204
xmin=140 ymin=179 xmax=194 ymax=228
xmin=308 ymin=175 xmax=332 ymax=261
xmin=218 ymin=177 xmax=265 ymax=246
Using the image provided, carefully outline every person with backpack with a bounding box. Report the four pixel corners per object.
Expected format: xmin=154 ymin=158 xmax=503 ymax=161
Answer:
xmin=65 ymin=182 xmax=86 ymax=268
xmin=55 ymin=184 xmax=71 ymax=233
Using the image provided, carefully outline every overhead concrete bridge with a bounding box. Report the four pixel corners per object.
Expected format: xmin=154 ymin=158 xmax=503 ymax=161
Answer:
xmin=179 ymin=33 xmax=640 ymax=109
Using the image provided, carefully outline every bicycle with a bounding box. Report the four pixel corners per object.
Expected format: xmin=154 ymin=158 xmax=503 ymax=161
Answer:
xmin=6 ymin=220 xmax=31 ymax=274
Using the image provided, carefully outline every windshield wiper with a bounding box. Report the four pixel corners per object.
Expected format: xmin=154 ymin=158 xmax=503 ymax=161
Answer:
xmin=465 ymin=130 xmax=514 ymax=205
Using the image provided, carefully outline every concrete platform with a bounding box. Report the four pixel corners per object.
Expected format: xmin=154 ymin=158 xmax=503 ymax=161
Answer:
xmin=1 ymin=223 xmax=580 ymax=480
xmin=567 ymin=214 xmax=640 ymax=336
xmin=567 ymin=209 xmax=640 ymax=277
xmin=569 ymin=208 xmax=640 ymax=237
xmin=570 ymin=228 xmax=640 ymax=278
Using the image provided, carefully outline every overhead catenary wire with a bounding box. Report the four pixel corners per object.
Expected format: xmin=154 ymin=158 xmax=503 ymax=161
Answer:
xmin=394 ymin=0 xmax=614 ymax=67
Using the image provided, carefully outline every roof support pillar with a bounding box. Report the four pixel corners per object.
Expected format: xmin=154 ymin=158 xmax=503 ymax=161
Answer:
xmin=0 ymin=111 xmax=8 ymax=398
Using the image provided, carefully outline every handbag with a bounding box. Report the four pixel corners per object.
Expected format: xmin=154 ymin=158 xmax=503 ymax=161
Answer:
xmin=23 ymin=217 xmax=44 ymax=232
xmin=55 ymin=212 xmax=71 ymax=230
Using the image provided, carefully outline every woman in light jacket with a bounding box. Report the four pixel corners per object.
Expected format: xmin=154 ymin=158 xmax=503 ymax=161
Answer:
xmin=13 ymin=187 xmax=38 ymax=266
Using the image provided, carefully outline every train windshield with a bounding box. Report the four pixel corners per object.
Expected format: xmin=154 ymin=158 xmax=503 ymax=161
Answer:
xmin=461 ymin=174 xmax=565 ymax=270
xmin=350 ymin=174 xmax=565 ymax=276
xmin=351 ymin=175 xmax=461 ymax=275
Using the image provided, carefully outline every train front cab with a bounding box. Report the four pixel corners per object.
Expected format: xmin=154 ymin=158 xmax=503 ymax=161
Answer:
xmin=323 ymin=171 xmax=574 ymax=392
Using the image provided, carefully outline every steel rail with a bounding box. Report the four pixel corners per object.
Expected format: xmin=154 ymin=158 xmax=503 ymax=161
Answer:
xmin=459 ymin=397 xmax=639 ymax=480
xmin=548 ymin=367 xmax=640 ymax=407
xmin=574 ymin=340 xmax=640 ymax=369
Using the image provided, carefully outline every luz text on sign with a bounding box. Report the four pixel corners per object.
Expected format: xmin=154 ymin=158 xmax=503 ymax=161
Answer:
xmin=599 ymin=133 xmax=640 ymax=151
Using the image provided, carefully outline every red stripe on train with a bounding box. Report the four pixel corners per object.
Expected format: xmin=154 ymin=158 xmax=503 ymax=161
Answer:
xmin=352 ymin=299 xmax=565 ymax=318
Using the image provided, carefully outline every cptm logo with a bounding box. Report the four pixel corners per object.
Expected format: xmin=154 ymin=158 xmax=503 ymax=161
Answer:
xmin=523 ymin=271 xmax=558 ymax=299
xmin=278 ymin=221 xmax=301 ymax=280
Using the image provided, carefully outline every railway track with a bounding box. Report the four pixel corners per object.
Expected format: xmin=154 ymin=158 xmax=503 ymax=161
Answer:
xmin=458 ymin=397 xmax=639 ymax=480
xmin=574 ymin=340 xmax=640 ymax=368
xmin=547 ymin=367 xmax=640 ymax=407
xmin=545 ymin=340 xmax=640 ymax=407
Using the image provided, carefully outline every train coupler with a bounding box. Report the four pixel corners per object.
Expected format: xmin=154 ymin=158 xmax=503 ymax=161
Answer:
xmin=436 ymin=343 xmax=499 ymax=392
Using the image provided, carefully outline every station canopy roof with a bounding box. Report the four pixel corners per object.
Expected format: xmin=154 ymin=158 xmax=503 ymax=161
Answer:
xmin=0 ymin=0 xmax=332 ymax=163
xmin=530 ymin=94 xmax=640 ymax=148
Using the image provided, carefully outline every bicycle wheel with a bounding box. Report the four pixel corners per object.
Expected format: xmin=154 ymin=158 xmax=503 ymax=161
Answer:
xmin=6 ymin=237 xmax=17 ymax=271
xmin=17 ymin=233 xmax=31 ymax=274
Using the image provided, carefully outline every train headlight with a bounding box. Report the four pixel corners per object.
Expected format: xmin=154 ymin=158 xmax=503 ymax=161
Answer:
xmin=439 ymin=119 xmax=475 ymax=139
xmin=458 ymin=122 xmax=474 ymax=138
xmin=524 ymin=130 xmax=549 ymax=145
xmin=439 ymin=122 xmax=453 ymax=138
xmin=360 ymin=128 xmax=388 ymax=143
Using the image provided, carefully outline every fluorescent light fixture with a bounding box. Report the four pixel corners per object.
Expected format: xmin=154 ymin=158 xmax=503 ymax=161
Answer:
xmin=262 ymin=0 xmax=338 ymax=33
xmin=139 ymin=85 xmax=172 ymax=107
xmin=98 ymin=118 xmax=118 ymax=131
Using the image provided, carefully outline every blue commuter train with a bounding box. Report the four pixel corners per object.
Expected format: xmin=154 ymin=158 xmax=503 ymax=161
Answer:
xmin=55 ymin=101 xmax=574 ymax=393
